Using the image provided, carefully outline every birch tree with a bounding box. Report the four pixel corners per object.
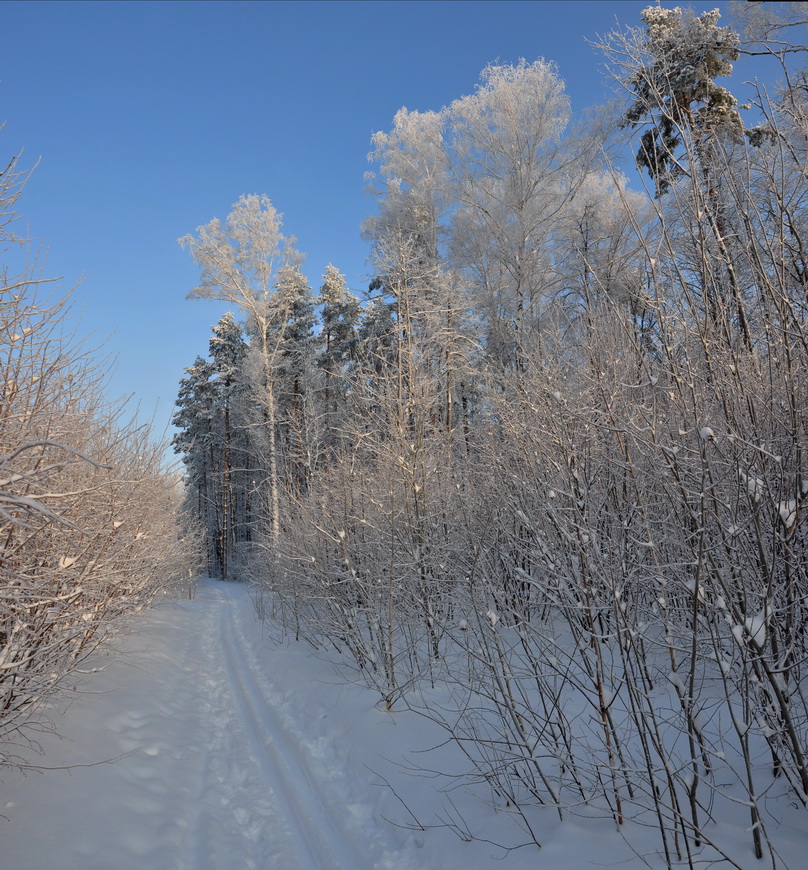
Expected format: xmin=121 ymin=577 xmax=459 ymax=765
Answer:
xmin=445 ymin=60 xmax=593 ymax=370
xmin=179 ymin=194 xmax=301 ymax=547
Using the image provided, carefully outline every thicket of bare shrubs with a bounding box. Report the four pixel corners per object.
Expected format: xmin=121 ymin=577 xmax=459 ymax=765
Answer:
xmin=174 ymin=5 xmax=808 ymax=865
xmin=0 ymin=148 xmax=196 ymax=770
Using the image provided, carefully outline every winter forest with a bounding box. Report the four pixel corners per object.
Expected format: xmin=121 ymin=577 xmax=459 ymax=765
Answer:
xmin=5 ymin=3 xmax=808 ymax=867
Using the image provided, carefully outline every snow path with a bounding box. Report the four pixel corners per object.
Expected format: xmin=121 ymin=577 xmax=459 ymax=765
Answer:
xmin=0 ymin=580 xmax=428 ymax=870
xmin=12 ymin=580 xmax=805 ymax=869
xmin=216 ymin=594 xmax=365 ymax=870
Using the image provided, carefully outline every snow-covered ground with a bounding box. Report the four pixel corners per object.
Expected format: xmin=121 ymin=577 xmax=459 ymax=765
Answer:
xmin=1 ymin=579 xmax=804 ymax=869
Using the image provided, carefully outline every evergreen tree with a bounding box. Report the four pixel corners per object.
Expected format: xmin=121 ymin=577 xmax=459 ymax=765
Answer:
xmin=357 ymin=289 xmax=397 ymax=377
xmin=172 ymin=356 xmax=220 ymax=575
xmin=620 ymin=6 xmax=743 ymax=197
xmin=607 ymin=5 xmax=750 ymax=344
xmin=318 ymin=264 xmax=360 ymax=453
xmin=173 ymin=315 xmax=257 ymax=579
xmin=208 ymin=312 xmax=252 ymax=577
xmin=271 ymin=264 xmax=318 ymax=495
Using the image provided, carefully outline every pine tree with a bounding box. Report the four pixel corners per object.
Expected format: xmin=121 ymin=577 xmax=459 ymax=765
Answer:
xmin=173 ymin=315 xmax=255 ymax=579
xmin=208 ymin=312 xmax=251 ymax=577
xmin=270 ymin=264 xmax=318 ymax=495
xmin=609 ymin=5 xmax=750 ymax=344
xmin=318 ymin=264 xmax=360 ymax=454
xmin=172 ymin=356 xmax=220 ymax=575
xmin=621 ymin=6 xmax=743 ymax=197
xmin=357 ymin=290 xmax=397 ymax=376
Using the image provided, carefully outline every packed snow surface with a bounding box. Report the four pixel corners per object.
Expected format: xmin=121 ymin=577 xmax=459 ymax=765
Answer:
xmin=2 ymin=579 xmax=806 ymax=869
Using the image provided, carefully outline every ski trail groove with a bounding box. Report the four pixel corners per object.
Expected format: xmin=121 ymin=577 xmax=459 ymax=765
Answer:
xmin=182 ymin=602 xmax=222 ymax=870
xmin=217 ymin=600 xmax=365 ymax=870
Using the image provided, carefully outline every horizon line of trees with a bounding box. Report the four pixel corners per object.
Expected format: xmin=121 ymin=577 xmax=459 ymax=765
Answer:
xmin=173 ymin=4 xmax=808 ymax=865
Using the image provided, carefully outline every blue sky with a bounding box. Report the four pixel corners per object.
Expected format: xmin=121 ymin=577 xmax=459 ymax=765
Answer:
xmin=3 ymin=0 xmax=737 ymax=443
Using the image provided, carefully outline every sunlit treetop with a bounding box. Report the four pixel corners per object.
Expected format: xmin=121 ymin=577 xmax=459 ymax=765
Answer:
xmin=622 ymin=6 xmax=742 ymax=195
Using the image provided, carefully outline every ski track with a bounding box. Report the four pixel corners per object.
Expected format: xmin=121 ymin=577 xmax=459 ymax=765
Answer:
xmin=217 ymin=594 xmax=367 ymax=870
xmin=1 ymin=581 xmax=422 ymax=870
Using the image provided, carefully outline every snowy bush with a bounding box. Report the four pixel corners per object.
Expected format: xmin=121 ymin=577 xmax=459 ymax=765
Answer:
xmin=0 ymin=149 xmax=196 ymax=770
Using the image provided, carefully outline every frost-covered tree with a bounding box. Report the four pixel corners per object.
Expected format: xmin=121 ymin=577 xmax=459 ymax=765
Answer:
xmin=366 ymin=106 xmax=448 ymax=282
xmin=366 ymin=59 xmax=596 ymax=374
xmin=173 ymin=315 xmax=253 ymax=579
xmin=208 ymin=312 xmax=252 ymax=573
xmin=446 ymin=59 xmax=585 ymax=368
xmin=601 ymin=6 xmax=751 ymax=344
xmin=318 ymin=264 xmax=360 ymax=454
xmin=552 ymin=170 xmax=655 ymax=363
xmin=179 ymin=194 xmax=301 ymax=546
xmin=269 ymin=264 xmax=317 ymax=495
xmin=2 ymin=144 xmax=192 ymax=770
xmin=732 ymin=1 xmax=808 ymax=305
xmin=619 ymin=6 xmax=743 ymax=195
xmin=172 ymin=355 xmax=219 ymax=573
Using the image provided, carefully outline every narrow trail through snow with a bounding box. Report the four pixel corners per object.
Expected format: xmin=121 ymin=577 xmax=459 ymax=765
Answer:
xmin=0 ymin=580 xmax=426 ymax=870
xmin=8 ymin=581 xmax=804 ymax=870
xmin=216 ymin=594 xmax=366 ymax=870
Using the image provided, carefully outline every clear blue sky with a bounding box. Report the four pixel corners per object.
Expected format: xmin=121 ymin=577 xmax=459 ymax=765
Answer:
xmin=3 ymin=0 xmax=738 ymax=443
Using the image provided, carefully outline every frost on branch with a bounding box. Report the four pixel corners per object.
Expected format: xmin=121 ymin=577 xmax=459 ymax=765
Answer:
xmin=1 ymin=152 xmax=195 ymax=771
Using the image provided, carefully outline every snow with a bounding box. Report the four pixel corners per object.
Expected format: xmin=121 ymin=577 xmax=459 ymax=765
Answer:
xmin=732 ymin=613 xmax=768 ymax=649
xmin=745 ymin=612 xmax=768 ymax=648
xmin=739 ymin=470 xmax=765 ymax=504
xmin=2 ymin=579 xmax=806 ymax=869
xmin=779 ymin=499 xmax=797 ymax=529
